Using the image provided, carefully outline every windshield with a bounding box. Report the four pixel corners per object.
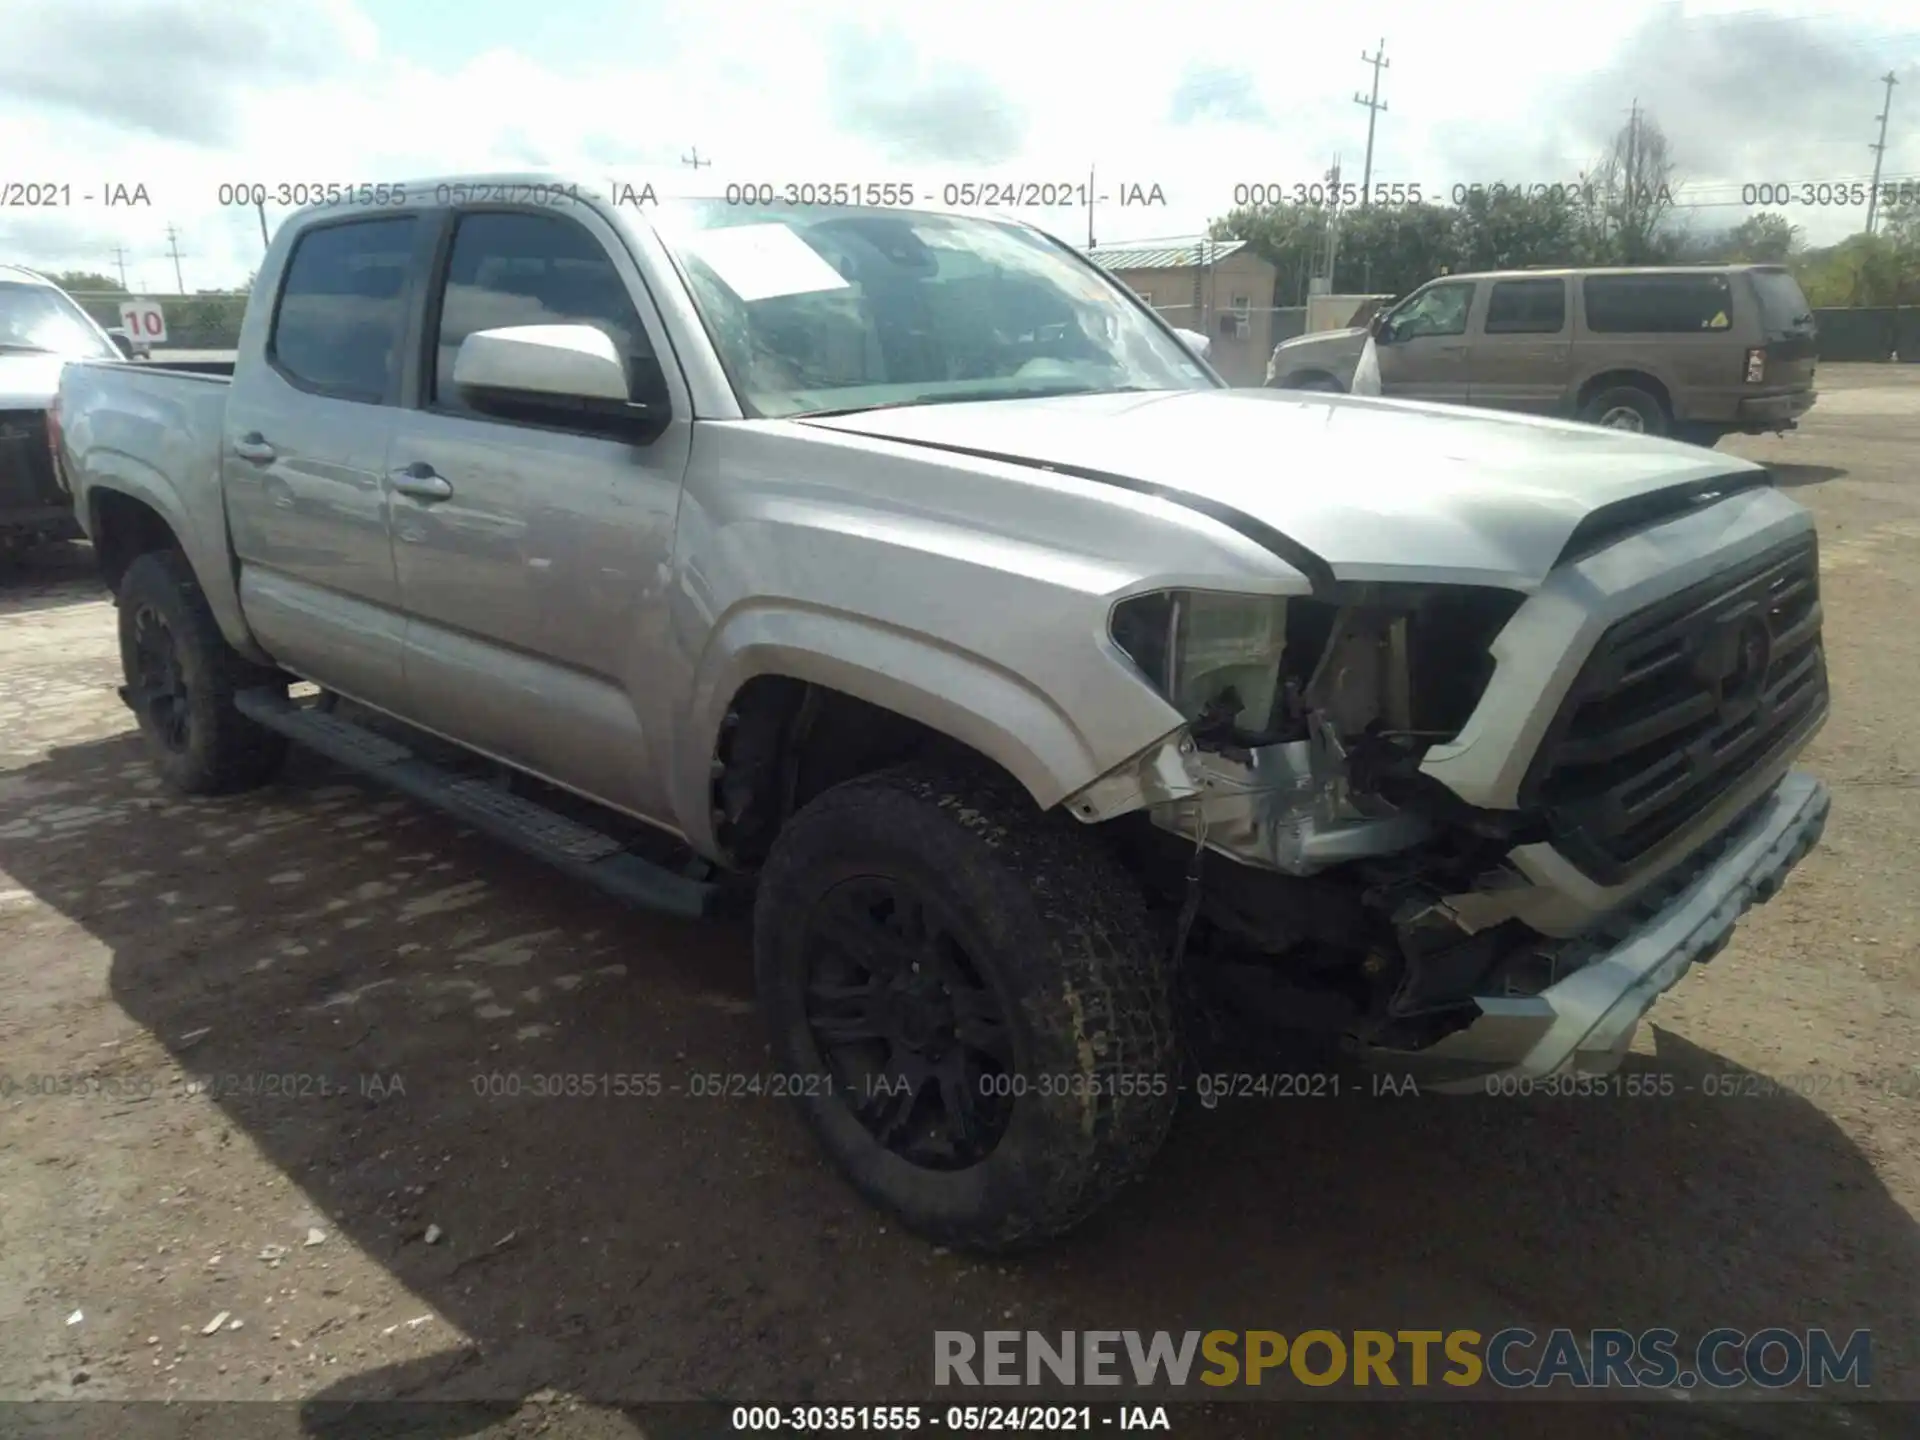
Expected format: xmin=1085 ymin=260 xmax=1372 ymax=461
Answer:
xmin=648 ymin=201 xmax=1218 ymax=418
xmin=0 ymin=281 xmax=118 ymax=360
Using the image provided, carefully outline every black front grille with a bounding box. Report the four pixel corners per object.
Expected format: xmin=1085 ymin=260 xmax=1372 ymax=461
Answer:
xmin=1521 ymin=535 xmax=1828 ymax=884
xmin=0 ymin=409 xmax=60 ymax=509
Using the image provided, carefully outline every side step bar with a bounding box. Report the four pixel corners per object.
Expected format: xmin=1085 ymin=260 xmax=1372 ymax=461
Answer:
xmin=234 ymin=688 xmax=718 ymax=920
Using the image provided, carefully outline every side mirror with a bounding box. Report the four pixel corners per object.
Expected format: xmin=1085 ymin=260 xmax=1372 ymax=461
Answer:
xmin=106 ymin=328 xmax=137 ymax=359
xmin=453 ymin=324 xmax=631 ymax=402
xmin=1367 ymin=312 xmax=1388 ymax=342
xmin=1173 ymin=327 xmax=1212 ymax=360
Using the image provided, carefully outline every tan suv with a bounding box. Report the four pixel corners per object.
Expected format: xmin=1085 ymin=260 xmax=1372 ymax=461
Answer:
xmin=1265 ymin=264 xmax=1818 ymax=446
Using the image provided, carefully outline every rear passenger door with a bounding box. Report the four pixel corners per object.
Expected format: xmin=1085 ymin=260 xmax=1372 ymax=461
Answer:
xmin=224 ymin=215 xmax=429 ymax=708
xmin=387 ymin=205 xmax=693 ymax=821
xmin=1467 ymin=277 xmax=1571 ymax=414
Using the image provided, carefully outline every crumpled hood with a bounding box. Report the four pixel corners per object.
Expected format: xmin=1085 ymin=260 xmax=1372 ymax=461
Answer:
xmin=0 ymin=354 xmax=67 ymax=410
xmin=800 ymin=388 xmax=1769 ymax=590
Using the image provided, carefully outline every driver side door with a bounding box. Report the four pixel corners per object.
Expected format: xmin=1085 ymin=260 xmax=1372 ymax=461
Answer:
xmin=1374 ymin=280 xmax=1479 ymax=404
xmin=386 ymin=205 xmax=694 ymax=821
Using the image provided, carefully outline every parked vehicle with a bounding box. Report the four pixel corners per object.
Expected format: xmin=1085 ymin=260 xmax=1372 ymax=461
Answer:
xmin=57 ymin=178 xmax=1831 ymax=1249
xmin=1267 ymin=264 xmax=1818 ymax=446
xmin=0 ymin=265 xmax=134 ymax=560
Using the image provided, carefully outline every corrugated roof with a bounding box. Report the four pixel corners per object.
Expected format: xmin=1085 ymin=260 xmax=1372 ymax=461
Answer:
xmin=1086 ymin=238 xmax=1246 ymax=272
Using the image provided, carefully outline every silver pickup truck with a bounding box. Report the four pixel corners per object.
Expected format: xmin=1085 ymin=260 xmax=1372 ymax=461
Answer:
xmin=55 ymin=174 xmax=1831 ymax=1251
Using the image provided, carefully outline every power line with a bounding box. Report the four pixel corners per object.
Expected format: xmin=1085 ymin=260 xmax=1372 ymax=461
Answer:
xmin=1354 ymin=41 xmax=1389 ymax=205
xmin=1866 ymin=70 xmax=1900 ymax=236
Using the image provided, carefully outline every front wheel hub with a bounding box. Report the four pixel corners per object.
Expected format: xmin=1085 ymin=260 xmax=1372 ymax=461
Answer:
xmin=130 ymin=605 xmax=191 ymax=753
xmin=802 ymin=876 xmax=1016 ymax=1170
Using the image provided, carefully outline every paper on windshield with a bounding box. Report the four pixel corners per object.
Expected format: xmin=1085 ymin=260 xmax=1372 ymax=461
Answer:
xmin=683 ymin=223 xmax=852 ymax=303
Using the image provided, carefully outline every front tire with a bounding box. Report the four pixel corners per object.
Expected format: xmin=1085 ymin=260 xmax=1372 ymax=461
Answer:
xmin=753 ymin=763 xmax=1179 ymax=1252
xmin=116 ymin=550 xmax=289 ymax=795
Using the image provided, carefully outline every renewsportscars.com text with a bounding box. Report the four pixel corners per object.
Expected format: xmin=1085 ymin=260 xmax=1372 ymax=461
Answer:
xmin=933 ymin=1328 xmax=1871 ymax=1390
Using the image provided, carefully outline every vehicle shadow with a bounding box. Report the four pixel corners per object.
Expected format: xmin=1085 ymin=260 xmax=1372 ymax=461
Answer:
xmin=1764 ymin=463 xmax=1849 ymax=490
xmin=0 ymin=540 xmax=106 ymax=616
xmin=0 ymin=733 xmax=1914 ymax=1436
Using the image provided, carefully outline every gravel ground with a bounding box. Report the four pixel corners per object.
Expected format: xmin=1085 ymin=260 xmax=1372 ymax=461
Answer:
xmin=2 ymin=368 xmax=1917 ymax=1439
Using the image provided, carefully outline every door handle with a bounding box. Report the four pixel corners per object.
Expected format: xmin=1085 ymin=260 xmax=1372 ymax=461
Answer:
xmin=232 ymin=433 xmax=276 ymax=464
xmin=388 ymin=463 xmax=452 ymax=502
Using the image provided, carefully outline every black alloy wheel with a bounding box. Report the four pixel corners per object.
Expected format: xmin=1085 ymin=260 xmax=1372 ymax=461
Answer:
xmin=130 ymin=603 xmax=192 ymax=754
xmin=803 ymin=875 xmax=1014 ymax=1169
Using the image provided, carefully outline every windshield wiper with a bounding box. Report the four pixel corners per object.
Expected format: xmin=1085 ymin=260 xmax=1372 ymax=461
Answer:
xmin=0 ymin=342 xmax=57 ymax=354
xmin=801 ymin=384 xmax=1159 ymax=419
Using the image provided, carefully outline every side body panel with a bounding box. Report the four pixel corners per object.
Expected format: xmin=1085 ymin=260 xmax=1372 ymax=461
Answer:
xmin=58 ymin=364 xmax=267 ymax=660
xmin=660 ymin=419 xmax=1314 ymax=857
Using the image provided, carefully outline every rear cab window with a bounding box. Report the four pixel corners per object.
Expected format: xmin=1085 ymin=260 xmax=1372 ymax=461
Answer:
xmin=1581 ymin=273 xmax=1735 ymax=334
xmin=269 ymin=217 xmax=420 ymax=402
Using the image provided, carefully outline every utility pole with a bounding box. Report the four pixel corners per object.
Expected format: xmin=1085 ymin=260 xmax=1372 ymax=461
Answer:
xmin=681 ymin=147 xmax=711 ymax=169
xmin=1087 ymin=164 xmax=1096 ymax=250
xmin=1354 ymin=41 xmax=1389 ymax=205
xmin=1622 ymin=99 xmax=1641 ymax=248
xmin=1865 ymin=70 xmax=1899 ymax=237
xmin=256 ymin=198 xmax=270 ymax=251
xmin=165 ymin=224 xmax=185 ymax=293
xmin=1323 ymin=156 xmax=1344 ymax=285
xmin=111 ymin=246 xmax=127 ymax=290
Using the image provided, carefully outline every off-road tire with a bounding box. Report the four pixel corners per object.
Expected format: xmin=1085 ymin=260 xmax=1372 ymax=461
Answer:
xmin=754 ymin=762 xmax=1180 ymax=1252
xmin=1290 ymin=373 xmax=1346 ymax=393
xmin=116 ymin=549 xmax=289 ymax=795
xmin=1579 ymin=384 xmax=1669 ymax=437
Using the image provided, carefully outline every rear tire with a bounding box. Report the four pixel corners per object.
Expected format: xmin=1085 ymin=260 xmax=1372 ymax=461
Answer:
xmin=116 ymin=550 xmax=289 ymax=795
xmin=1673 ymin=421 xmax=1727 ymax=448
xmin=1579 ymin=385 xmax=1669 ymax=437
xmin=753 ymin=763 xmax=1179 ymax=1252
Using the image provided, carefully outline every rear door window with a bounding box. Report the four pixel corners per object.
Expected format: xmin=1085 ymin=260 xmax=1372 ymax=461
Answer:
xmin=1748 ymin=268 xmax=1814 ymax=335
xmin=1582 ymin=273 xmax=1734 ymax=333
xmin=270 ymin=217 xmax=419 ymax=402
xmin=1483 ymin=279 xmax=1567 ymax=335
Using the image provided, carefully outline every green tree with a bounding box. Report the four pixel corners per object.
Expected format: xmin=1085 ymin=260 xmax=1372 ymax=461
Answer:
xmin=50 ymin=270 xmax=125 ymax=295
xmin=1727 ymin=213 xmax=1798 ymax=263
xmin=1448 ymin=188 xmax=1586 ymax=272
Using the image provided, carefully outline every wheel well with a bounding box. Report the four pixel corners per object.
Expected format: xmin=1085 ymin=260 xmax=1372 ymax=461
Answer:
xmin=709 ymin=676 xmax=1022 ymax=868
xmin=90 ymin=490 xmax=182 ymax=592
xmin=1577 ymin=370 xmax=1672 ymax=419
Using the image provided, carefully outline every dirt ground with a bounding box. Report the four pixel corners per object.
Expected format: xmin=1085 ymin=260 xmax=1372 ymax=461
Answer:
xmin=3 ymin=368 xmax=1918 ymax=1439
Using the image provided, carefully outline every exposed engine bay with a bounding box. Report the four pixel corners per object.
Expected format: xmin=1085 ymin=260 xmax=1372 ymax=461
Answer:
xmin=1081 ymin=587 xmax=1604 ymax=1062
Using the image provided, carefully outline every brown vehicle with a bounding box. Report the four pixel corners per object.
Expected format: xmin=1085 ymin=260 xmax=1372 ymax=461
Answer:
xmin=1266 ymin=264 xmax=1819 ymax=446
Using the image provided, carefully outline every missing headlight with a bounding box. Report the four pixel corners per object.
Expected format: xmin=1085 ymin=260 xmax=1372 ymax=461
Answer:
xmin=1111 ymin=585 xmax=1523 ymax=753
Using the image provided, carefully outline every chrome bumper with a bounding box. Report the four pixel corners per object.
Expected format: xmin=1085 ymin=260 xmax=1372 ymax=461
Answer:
xmin=1363 ymin=771 xmax=1830 ymax=1093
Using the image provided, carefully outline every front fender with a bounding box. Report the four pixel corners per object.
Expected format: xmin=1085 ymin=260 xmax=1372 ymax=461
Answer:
xmin=671 ymin=602 xmax=1173 ymax=856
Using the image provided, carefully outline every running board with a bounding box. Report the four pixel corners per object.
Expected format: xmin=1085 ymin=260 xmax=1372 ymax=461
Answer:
xmin=233 ymin=688 xmax=717 ymax=919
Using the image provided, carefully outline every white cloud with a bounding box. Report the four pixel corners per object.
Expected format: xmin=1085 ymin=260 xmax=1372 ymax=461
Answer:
xmin=1 ymin=0 xmax=1914 ymax=291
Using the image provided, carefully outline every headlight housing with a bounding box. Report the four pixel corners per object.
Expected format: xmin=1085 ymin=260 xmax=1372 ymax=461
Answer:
xmin=1109 ymin=590 xmax=1291 ymax=736
xmin=1110 ymin=585 xmax=1525 ymax=749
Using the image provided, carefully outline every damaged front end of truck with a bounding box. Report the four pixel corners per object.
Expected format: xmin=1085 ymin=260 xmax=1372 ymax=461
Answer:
xmin=1067 ymin=529 xmax=1832 ymax=1091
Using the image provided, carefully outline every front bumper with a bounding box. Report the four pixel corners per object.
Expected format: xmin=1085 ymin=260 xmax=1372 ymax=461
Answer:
xmin=1360 ymin=770 xmax=1829 ymax=1093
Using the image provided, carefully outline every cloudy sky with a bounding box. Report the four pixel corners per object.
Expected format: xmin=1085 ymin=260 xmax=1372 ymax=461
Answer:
xmin=1 ymin=0 xmax=1916 ymax=294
